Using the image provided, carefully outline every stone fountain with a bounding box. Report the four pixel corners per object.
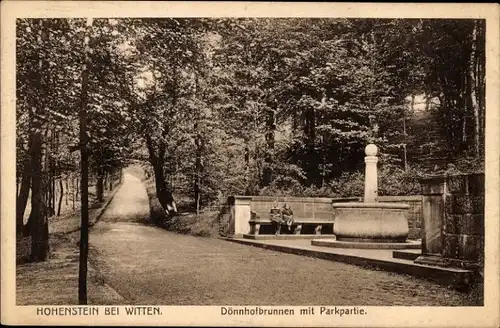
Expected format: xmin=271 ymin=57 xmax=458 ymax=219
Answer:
xmin=311 ymin=144 xmax=420 ymax=249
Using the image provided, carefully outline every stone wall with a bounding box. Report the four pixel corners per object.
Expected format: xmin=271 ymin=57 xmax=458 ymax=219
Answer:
xmin=250 ymin=196 xmax=335 ymax=222
xmin=443 ymin=174 xmax=484 ymax=269
xmin=415 ymin=173 xmax=484 ymax=270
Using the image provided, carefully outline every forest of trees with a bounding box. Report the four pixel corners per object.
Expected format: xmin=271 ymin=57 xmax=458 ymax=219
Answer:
xmin=16 ymin=18 xmax=485 ymax=262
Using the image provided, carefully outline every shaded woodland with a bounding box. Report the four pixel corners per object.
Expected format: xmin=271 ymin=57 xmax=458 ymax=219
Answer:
xmin=16 ymin=18 xmax=485 ymax=262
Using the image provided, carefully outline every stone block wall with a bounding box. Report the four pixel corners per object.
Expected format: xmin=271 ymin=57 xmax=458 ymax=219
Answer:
xmin=442 ymin=174 xmax=484 ymax=269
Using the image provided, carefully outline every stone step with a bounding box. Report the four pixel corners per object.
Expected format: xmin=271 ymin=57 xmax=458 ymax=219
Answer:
xmin=392 ymin=250 xmax=421 ymax=261
xmin=311 ymin=239 xmax=422 ymax=250
xmin=243 ymin=234 xmax=335 ymax=240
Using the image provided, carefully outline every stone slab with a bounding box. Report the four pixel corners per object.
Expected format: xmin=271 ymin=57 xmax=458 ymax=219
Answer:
xmin=414 ymin=255 xmax=449 ymax=267
xmin=311 ymin=239 xmax=422 ymax=250
xmin=243 ymin=234 xmax=334 ymax=240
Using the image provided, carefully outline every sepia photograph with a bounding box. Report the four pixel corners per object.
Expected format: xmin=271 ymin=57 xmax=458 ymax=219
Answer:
xmin=2 ymin=1 xmax=499 ymax=327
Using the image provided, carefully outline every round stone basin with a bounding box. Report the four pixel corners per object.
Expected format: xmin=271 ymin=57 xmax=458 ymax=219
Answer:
xmin=332 ymin=202 xmax=410 ymax=242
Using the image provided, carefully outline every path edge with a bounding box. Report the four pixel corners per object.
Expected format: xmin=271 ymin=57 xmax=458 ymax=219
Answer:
xmin=221 ymin=237 xmax=477 ymax=291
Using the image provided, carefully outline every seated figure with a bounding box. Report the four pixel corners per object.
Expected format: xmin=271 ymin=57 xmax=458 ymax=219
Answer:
xmin=269 ymin=201 xmax=282 ymax=235
xmin=281 ymin=203 xmax=294 ymax=231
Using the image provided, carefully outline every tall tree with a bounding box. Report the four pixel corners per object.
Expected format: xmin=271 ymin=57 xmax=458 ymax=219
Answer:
xmin=28 ymin=19 xmax=50 ymax=262
xmin=78 ymin=17 xmax=93 ymax=305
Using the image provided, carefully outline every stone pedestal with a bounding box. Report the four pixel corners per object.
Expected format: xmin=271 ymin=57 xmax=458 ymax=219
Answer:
xmin=227 ymin=196 xmax=252 ymax=238
xmin=364 ymin=144 xmax=378 ymax=202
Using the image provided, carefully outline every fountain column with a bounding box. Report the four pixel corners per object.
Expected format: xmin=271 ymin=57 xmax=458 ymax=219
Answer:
xmin=364 ymin=144 xmax=378 ymax=202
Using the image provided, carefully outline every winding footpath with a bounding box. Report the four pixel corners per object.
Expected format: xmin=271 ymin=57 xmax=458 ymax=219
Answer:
xmin=89 ymin=171 xmax=475 ymax=306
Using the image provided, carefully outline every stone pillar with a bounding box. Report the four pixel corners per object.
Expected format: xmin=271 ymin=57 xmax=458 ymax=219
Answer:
xmin=415 ymin=173 xmax=484 ymax=269
xmin=364 ymin=144 xmax=378 ymax=202
xmin=227 ymin=196 xmax=252 ymax=238
xmin=414 ymin=175 xmax=447 ymax=266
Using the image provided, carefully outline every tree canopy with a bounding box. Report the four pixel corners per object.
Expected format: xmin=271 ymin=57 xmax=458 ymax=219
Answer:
xmin=17 ymin=17 xmax=486 ymax=241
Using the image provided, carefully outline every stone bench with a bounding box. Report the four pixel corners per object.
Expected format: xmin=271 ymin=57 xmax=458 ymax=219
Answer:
xmin=224 ymin=195 xmax=335 ymax=237
xmin=249 ymin=212 xmax=333 ymax=235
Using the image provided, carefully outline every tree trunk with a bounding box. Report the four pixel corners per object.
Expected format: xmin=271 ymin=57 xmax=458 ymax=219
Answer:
xmin=262 ymin=102 xmax=276 ymax=186
xmin=477 ymin=22 xmax=485 ymax=153
xmin=194 ymin=138 xmax=204 ymax=215
xmin=109 ymin=172 xmax=113 ymax=191
xmin=193 ymin=72 xmax=202 ymax=215
xmin=52 ymin=128 xmax=58 ymax=213
xmin=461 ymin=64 xmax=469 ymax=152
xmin=145 ymin=134 xmax=174 ymax=212
xmin=16 ymin=138 xmax=33 ymax=235
xmin=140 ymin=61 xmax=177 ymax=214
xmin=404 ymin=96 xmax=412 ymax=172
xmin=30 ymin=128 xmax=49 ymax=262
xmin=29 ymin=19 xmax=50 ymax=262
xmin=57 ymin=178 xmax=64 ymax=216
xmin=47 ymin=165 xmax=52 ymax=216
xmin=469 ymin=22 xmax=481 ymax=158
xmin=78 ymin=17 xmax=93 ymax=305
xmin=71 ymin=176 xmax=75 ymax=210
xmin=425 ymin=94 xmax=430 ymax=112
xmin=75 ymin=178 xmax=79 ymax=201
xmin=321 ymin=136 xmax=326 ymax=188
xmin=51 ymin=167 xmax=56 ymax=216
xmin=65 ymin=178 xmax=69 ymax=205
xmin=194 ymin=138 xmax=202 ymax=215
xmin=152 ymin=159 xmax=174 ymax=210
xmin=244 ymin=137 xmax=251 ymax=195
xmin=304 ymin=106 xmax=318 ymax=186
xmin=45 ymin=125 xmax=54 ymax=217
xmin=96 ymin=170 xmax=104 ymax=202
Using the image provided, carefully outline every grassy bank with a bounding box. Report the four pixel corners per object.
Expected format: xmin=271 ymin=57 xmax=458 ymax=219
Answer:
xmin=16 ymin=178 xmax=125 ymax=305
xmin=142 ymin=176 xmax=220 ymax=238
xmin=16 ymin=178 xmax=122 ymax=264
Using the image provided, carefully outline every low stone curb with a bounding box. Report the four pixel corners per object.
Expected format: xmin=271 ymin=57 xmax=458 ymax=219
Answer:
xmin=86 ymin=181 xmax=127 ymax=303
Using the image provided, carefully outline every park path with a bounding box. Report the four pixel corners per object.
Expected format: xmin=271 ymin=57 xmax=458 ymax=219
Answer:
xmin=89 ymin=172 xmax=474 ymax=306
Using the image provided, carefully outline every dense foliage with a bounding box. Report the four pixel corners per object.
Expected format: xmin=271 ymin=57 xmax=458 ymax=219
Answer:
xmin=16 ymin=18 xmax=485 ymax=259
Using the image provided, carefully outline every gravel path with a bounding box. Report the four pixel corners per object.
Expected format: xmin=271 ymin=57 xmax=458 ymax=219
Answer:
xmin=89 ymin=172 xmax=476 ymax=306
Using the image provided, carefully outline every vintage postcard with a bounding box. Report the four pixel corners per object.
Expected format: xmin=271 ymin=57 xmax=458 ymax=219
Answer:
xmin=1 ymin=1 xmax=499 ymax=327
